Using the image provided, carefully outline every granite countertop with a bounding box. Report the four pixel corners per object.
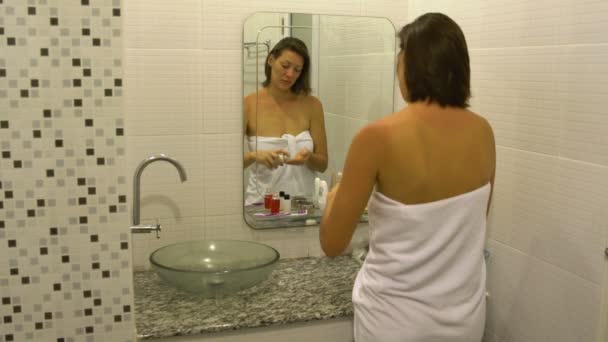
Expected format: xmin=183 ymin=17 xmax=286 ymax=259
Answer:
xmin=134 ymin=256 xmax=360 ymax=339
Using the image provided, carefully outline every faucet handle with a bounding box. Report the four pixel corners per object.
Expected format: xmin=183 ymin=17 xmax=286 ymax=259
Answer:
xmin=155 ymin=218 xmax=161 ymax=239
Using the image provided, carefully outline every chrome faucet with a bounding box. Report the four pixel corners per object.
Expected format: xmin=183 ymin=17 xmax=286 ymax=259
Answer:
xmin=130 ymin=154 xmax=187 ymax=236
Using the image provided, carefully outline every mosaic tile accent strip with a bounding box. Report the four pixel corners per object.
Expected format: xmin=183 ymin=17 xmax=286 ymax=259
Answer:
xmin=0 ymin=0 xmax=134 ymax=341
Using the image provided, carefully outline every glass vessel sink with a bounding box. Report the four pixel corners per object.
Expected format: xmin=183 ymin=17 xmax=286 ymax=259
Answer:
xmin=149 ymin=240 xmax=280 ymax=297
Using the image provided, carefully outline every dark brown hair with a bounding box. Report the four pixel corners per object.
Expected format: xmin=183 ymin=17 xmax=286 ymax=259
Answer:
xmin=263 ymin=37 xmax=311 ymax=96
xmin=398 ymin=13 xmax=470 ymax=107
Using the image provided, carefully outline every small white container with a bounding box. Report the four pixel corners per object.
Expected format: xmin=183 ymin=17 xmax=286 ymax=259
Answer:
xmin=283 ymin=194 xmax=291 ymax=213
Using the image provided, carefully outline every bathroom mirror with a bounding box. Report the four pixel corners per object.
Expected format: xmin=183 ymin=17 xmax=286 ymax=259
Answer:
xmin=243 ymin=12 xmax=396 ymax=229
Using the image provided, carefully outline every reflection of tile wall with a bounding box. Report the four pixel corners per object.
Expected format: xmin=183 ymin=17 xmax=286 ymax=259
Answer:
xmin=0 ymin=1 xmax=133 ymax=341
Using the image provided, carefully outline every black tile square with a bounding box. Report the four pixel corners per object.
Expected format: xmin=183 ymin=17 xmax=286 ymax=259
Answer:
xmin=28 ymin=7 xmax=36 ymax=15
xmin=50 ymin=17 xmax=58 ymax=26
xmin=77 ymin=178 xmax=86 ymax=186
xmin=40 ymin=48 xmax=48 ymax=56
xmin=102 ymin=270 xmax=110 ymax=278
xmin=118 ymin=195 xmax=126 ymax=203
xmin=104 ymin=89 xmax=112 ymax=96
xmin=84 ymin=308 xmax=93 ymax=316
xmin=55 ymin=139 xmax=63 ymax=148
xmin=83 ymin=68 xmax=91 ymax=77
xmin=43 ymin=109 xmax=52 ymax=117
xmin=116 ymin=128 xmax=124 ymax=136
xmin=82 ymin=28 xmax=90 ymax=36
xmin=86 ymin=148 xmax=94 ymax=156
xmin=78 ymin=197 xmax=87 ymax=205
xmin=85 ymin=326 xmax=94 ymax=334
xmin=0 ymin=69 xmax=6 ymax=77
xmin=20 ymin=89 xmax=28 ymax=97
xmin=5 ymin=190 xmax=13 ymax=199
xmin=2 ymin=151 xmax=10 ymax=158
xmin=46 ymin=169 xmax=54 ymax=177
xmin=13 ymin=160 xmax=22 ymax=168
xmin=73 ymin=79 xmax=82 ymax=87
xmin=57 ymin=338 xmax=65 ymax=342
xmin=74 ymin=99 xmax=82 ymax=107
xmin=91 ymin=262 xmax=99 ymax=269
xmin=109 ymin=205 xmax=117 ymax=213
xmin=44 ymin=312 xmax=52 ymax=320
xmin=90 ymin=235 xmax=98 ymax=242
xmin=113 ymin=8 xmax=121 ymax=16
xmin=37 ymin=199 xmax=45 ymax=207
xmin=27 ymin=209 xmax=35 ymax=217
xmin=35 ymin=322 xmax=43 ymax=329
xmin=7 ymin=37 xmax=16 ymax=45
xmin=40 ymin=247 xmax=48 ymax=255
xmin=120 ymin=241 xmax=128 ymax=249
xmin=96 ymin=157 xmax=105 ymax=165
xmin=79 ymin=216 xmax=87 ymax=224
xmin=114 ymin=78 xmax=122 ymax=87
xmin=10 ymin=268 xmax=18 ymax=275
xmin=6 ymin=334 xmax=14 ymax=342
xmin=31 ymin=79 xmax=39 ymax=87
xmin=21 ymin=276 xmax=30 ymax=284
xmin=114 ymin=315 xmax=122 ymax=322
xmin=8 ymin=240 xmax=16 ymax=247
xmin=88 ymin=187 xmax=96 ymax=195
xmin=1 ymin=297 xmax=9 ymax=305
xmin=50 ymin=227 xmax=58 ymax=235
xmin=92 ymin=38 xmax=100 ymax=46
xmin=61 ymin=255 xmax=69 ymax=263
xmin=123 ymin=305 xmax=131 ymax=313
xmin=0 ymin=221 xmax=5 ymax=229
xmin=93 ymin=298 xmax=102 ymax=306
xmin=53 ymin=283 xmax=61 ymax=291
xmin=72 ymin=58 xmax=81 ymax=67
xmin=13 ymin=306 xmax=21 ymax=314
xmin=33 ymin=130 xmax=42 ymax=138
xmin=81 ymin=0 xmax=89 ymax=5
xmin=0 ymin=121 xmax=8 ymax=128
xmin=4 ymin=315 xmax=12 ymax=323
xmin=83 ymin=290 xmax=91 ymax=298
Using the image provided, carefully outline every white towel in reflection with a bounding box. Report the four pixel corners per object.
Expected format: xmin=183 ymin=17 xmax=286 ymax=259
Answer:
xmin=245 ymin=130 xmax=316 ymax=205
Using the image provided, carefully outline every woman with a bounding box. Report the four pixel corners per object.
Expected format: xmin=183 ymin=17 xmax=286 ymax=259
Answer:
xmin=320 ymin=13 xmax=495 ymax=342
xmin=243 ymin=37 xmax=328 ymax=205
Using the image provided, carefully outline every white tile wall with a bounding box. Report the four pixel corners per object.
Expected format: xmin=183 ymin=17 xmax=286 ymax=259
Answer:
xmin=409 ymin=0 xmax=608 ymax=341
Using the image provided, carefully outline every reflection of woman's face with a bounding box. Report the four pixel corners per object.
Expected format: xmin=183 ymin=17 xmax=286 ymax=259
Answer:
xmin=397 ymin=50 xmax=407 ymax=101
xmin=268 ymin=49 xmax=304 ymax=92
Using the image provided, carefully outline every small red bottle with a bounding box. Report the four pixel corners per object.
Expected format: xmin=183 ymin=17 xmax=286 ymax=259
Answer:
xmin=264 ymin=188 xmax=272 ymax=209
xmin=270 ymin=193 xmax=281 ymax=214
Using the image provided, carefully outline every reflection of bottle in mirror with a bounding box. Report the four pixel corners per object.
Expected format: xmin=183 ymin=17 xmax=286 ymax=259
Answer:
xmin=264 ymin=188 xmax=273 ymax=210
xmin=313 ymin=177 xmax=321 ymax=208
xmin=271 ymin=193 xmax=280 ymax=214
xmin=318 ymin=181 xmax=328 ymax=211
xmin=331 ymin=171 xmax=343 ymax=188
xmin=283 ymin=194 xmax=291 ymax=214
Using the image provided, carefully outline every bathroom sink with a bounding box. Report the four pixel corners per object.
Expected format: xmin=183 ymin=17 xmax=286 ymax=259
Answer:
xmin=149 ymin=240 xmax=279 ymax=297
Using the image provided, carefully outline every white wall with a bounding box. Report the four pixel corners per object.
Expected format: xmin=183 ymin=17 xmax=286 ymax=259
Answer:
xmin=408 ymin=1 xmax=608 ymax=341
xmin=123 ymin=1 xmax=408 ymax=270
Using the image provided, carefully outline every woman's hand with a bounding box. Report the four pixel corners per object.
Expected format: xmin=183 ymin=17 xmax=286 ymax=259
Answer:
xmin=254 ymin=149 xmax=289 ymax=169
xmin=285 ymin=148 xmax=312 ymax=165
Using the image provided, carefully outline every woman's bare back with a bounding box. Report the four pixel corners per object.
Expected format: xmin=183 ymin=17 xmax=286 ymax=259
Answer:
xmin=375 ymin=102 xmax=495 ymax=206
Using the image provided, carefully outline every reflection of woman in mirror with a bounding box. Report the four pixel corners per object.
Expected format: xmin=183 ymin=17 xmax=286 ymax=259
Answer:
xmin=243 ymin=37 xmax=328 ymax=205
xmin=320 ymin=13 xmax=495 ymax=342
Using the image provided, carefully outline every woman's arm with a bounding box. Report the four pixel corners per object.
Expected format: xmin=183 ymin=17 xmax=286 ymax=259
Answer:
xmin=306 ymin=97 xmax=328 ymax=172
xmin=320 ymin=124 xmax=383 ymax=257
